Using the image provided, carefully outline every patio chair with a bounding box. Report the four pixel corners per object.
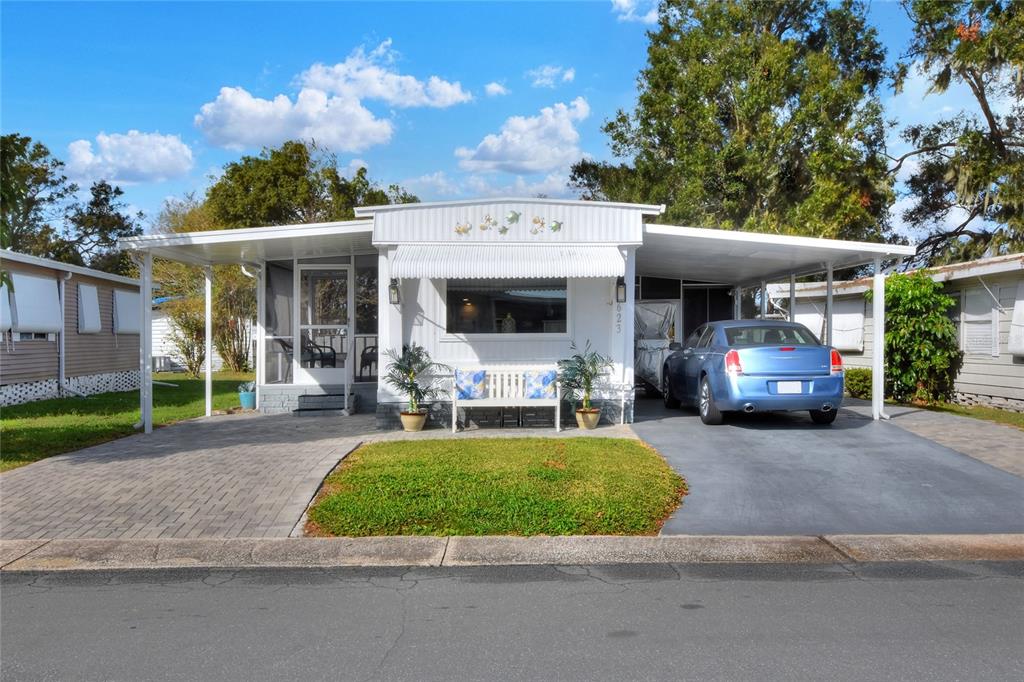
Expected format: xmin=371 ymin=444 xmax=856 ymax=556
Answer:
xmin=360 ymin=345 xmax=378 ymax=378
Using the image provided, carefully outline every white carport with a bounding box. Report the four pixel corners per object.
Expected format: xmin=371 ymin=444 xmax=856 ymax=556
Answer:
xmin=124 ymin=220 xmax=374 ymax=433
xmin=636 ymin=225 xmax=917 ymax=420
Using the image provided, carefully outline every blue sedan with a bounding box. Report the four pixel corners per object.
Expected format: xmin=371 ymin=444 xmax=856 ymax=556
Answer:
xmin=661 ymin=320 xmax=845 ymax=425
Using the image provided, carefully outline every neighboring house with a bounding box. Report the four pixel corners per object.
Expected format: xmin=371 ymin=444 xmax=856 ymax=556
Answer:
xmin=0 ymin=249 xmax=141 ymax=406
xmin=151 ymin=303 xmax=254 ymax=372
xmin=768 ymin=253 xmax=1024 ymax=412
xmin=122 ymin=197 xmax=915 ymax=429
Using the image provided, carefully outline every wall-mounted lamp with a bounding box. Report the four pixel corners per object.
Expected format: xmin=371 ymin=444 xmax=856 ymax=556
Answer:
xmin=388 ymin=279 xmax=401 ymax=305
xmin=615 ymin=277 xmax=627 ymax=303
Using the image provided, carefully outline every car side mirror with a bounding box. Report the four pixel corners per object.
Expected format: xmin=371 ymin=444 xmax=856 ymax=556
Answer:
xmin=668 ymin=342 xmax=682 ymax=351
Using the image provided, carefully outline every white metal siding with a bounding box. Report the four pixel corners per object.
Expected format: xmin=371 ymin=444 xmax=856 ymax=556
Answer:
xmin=373 ymin=201 xmax=643 ymax=244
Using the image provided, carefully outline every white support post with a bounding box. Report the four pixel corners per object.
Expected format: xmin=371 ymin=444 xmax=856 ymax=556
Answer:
xmin=623 ymin=248 xmax=636 ymax=407
xmin=733 ymin=285 xmax=742 ymax=319
xmin=871 ymin=257 xmax=888 ymax=420
xmin=759 ymin=280 xmax=767 ymax=318
xmin=140 ymin=251 xmax=153 ymax=433
xmin=377 ymin=248 xmax=404 ymax=410
xmin=825 ymin=261 xmax=834 ymax=347
xmin=789 ymin=274 xmax=796 ymax=323
xmin=204 ymin=266 xmax=213 ymax=418
xmin=255 ymin=262 xmax=265 ymax=411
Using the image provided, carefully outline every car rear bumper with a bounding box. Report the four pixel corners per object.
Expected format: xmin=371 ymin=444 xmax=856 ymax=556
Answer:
xmin=713 ymin=373 xmax=844 ymax=412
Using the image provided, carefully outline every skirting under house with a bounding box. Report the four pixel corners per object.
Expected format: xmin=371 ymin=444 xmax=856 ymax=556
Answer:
xmin=1 ymin=370 xmax=140 ymax=407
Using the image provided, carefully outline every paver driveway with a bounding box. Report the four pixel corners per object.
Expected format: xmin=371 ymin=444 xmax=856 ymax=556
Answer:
xmin=1 ymin=413 xmax=374 ymax=540
xmin=632 ymin=398 xmax=1024 ymax=536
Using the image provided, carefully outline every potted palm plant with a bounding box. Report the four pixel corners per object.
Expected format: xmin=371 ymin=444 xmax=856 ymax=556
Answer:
xmin=383 ymin=343 xmax=450 ymax=432
xmin=558 ymin=341 xmax=612 ymax=430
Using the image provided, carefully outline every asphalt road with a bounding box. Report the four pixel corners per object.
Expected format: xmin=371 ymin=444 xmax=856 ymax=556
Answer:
xmin=632 ymin=398 xmax=1024 ymax=535
xmin=2 ymin=562 xmax=1022 ymax=681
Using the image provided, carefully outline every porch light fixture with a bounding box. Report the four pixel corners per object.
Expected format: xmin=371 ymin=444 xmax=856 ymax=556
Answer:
xmin=388 ymin=279 xmax=401 ymax=305
xmin=615 ymin=277 xmax=627 ymax=303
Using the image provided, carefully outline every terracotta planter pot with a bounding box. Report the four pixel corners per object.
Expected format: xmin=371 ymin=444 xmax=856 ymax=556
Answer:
xmin=400 ymin=411 xmax=428 ymax=432
xmin=575 ymin=408 xmax=601 ymax=430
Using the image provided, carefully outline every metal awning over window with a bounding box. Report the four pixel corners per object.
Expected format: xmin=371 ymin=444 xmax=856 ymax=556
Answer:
xmin=389 ymin=244 xmax=625 ymax=279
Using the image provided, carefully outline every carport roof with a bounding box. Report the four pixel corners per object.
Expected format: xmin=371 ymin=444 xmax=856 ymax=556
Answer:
xmin=637 ymin=224 xmax=916 ymax=286
xmin=120 ymin=220 xmax=374 ymax=266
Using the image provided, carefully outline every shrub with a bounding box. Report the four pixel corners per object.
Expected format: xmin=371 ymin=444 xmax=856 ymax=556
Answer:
xmin=165 ymin=298 xmax=206 ymax=378
xmin=844 ymin=368 xmax=872 ymax=399
xmin=865 ymin=271 xmax=962 ymax=404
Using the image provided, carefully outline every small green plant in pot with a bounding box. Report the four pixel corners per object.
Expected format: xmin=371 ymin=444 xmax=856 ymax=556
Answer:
xmin=237 ymin=381 xmax=256 ymax=410
xmin=558 ymin=341 xmax=613 ymax=430
xmin=383 ymin=344 xmax=450 ymax=432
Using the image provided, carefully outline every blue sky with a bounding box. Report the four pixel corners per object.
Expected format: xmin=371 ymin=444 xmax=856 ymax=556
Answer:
xmin=0 ymin=1 xmax=974 ymax=237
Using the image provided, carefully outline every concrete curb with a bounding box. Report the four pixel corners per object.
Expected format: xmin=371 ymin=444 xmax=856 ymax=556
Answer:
xmin=0 ymin=534 xmax=1021 ymax=572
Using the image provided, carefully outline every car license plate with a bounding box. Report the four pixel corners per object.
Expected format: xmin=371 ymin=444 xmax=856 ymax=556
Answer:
xmin=777 ymin=381 xmax=802 ymax=394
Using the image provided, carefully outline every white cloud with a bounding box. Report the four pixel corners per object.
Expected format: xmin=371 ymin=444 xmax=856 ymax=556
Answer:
xmin=194 ymin=86 xmax=393 ymax=152
xmin=66 ymin=131 xmax=193 ymax=184
xmin=344 ymin=158 xmax=369 ymax=175
xmin=526 ymin=65 xmax=575 ymax=88
xmin=196 ymin=39 xmax=472 ymax=152
xmin=300 ymin=39 xmax=472 ymax=108
xmin=611 ymin=0 xmax=658 ymax=24
xmin=466 ymin=173 xmax=571 ymax=198
xmin=404 ymin=171 xmax=462 ymax=197
xmin=455 ymin=97 xmax=591 ymax=174
xmin=484 ymin=81 xmax=509 ymax=97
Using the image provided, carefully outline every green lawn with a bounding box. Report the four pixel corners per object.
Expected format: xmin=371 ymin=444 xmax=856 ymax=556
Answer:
xmin=0 ymin=371 xmax=254 ymax=472
xmin=307 ymin=438 xmax=687 ymax=537
xmin=912 ymin=402 xmax=1024 ymax=431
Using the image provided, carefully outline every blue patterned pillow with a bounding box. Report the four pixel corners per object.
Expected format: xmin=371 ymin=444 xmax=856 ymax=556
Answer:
xmin=524 ymin=370 xmax=557 ymax=399
xmin=455 ymin=369 xmax=486 ymax=400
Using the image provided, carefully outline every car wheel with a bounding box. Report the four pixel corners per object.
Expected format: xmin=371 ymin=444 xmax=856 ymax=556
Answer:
xmin=810 ymin=409 xmax=838 ymax=425
xmin=698 ymin=376 xmax=724 ymax=425
xmin=663 ymin=373 xmax=680 ymax=409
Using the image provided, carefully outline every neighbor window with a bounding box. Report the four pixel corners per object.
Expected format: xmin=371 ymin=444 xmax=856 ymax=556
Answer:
xmin=446 ymin=279 xmax=567 ymax=334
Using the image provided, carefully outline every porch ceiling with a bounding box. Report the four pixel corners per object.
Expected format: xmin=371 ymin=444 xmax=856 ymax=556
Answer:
xmin=120 ymin=221 xmax=374 ymax=266
xmin=638 ymin=225 xmax=917 ymax=286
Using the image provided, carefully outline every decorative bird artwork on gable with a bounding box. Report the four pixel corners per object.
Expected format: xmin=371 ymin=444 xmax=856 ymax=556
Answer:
xmin=505 ymin=210 xmax=521 ymax=224
xmin=549 ymin=220 xmax=563 ymax=232
xmin=479 ymin=214 xmax=497 ymax=231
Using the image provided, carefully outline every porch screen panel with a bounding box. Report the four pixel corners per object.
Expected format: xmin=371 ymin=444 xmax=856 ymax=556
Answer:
xmin=354 ymin=255 xmax=378 ymax=382
xmin=264 ymin=262 xmax=294 ymax=383
xmin=446 ymin=279 xmax=567 ymax=334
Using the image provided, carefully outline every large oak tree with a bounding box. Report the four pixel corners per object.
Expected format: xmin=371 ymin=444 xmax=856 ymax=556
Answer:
xmin=571 ymin=0 xmax=894 ymax=242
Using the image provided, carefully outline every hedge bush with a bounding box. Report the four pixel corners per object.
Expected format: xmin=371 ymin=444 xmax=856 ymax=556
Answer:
xmin=865 ymin=271 xmax=962 ymax=404
xmin=845 ymin=368 xmax=872 ymax=399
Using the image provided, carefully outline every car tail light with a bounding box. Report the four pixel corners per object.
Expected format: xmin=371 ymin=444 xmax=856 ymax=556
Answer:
xmin=779 ymin=347 xmax=795 ymax=351
xmin=830 ymin=349 xmax=843 ymax=374
xmin=725 ymin=349 xmax=743 ymax=376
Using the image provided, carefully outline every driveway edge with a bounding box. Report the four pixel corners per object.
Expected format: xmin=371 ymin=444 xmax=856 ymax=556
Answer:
xmin=1 ymin=534 xmax=1021 ymax=571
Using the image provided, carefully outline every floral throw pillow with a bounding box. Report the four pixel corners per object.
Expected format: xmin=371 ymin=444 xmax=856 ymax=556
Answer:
xmin=455 ymin=369 xmax=487 ymax=400
xmin=524 ymin=370 xmax=557 ymax=399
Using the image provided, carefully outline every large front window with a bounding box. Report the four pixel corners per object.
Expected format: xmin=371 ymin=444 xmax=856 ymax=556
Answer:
xmin=446 ymin=278 xmax=567 ymax=335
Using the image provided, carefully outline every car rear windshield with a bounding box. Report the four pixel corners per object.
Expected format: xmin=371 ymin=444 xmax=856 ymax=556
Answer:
xmin=724 ymin=325 xmax=819 ymax=346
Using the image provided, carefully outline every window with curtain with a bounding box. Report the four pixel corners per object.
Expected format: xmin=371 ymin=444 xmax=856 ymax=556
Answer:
xmin=446 ymin=279 xmax=567 ymax=334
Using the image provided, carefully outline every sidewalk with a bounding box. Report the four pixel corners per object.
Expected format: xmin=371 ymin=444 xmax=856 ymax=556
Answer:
xmin=2 ymin=534 xmax=1022 ymax=571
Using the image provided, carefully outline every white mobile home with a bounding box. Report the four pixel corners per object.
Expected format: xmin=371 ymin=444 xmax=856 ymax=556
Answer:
xmin=768 ymin=253 xmax=1024 ymax=412
xmin=122 ymin=197 xmax=915 ymax=429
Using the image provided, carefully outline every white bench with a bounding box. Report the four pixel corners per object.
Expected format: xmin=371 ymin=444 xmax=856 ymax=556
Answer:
xmin=451 ymin=366 xmax=561 ymax=433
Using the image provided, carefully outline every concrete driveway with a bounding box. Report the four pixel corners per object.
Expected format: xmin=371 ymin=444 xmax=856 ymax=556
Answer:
xmin=632 ymin=398 xmax=1024 ymax=536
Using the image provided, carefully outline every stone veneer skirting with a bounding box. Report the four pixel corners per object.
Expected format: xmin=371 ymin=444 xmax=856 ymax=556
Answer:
xmin=259 ymin=383 xmax=378 ymax=414
xmin=1 ymin=370 xmax=140 ymax=407
xmin=954 ymin=391 xmax=1024 ymax=413
xmin=375 ymin=397 xmax=635 ymax=431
